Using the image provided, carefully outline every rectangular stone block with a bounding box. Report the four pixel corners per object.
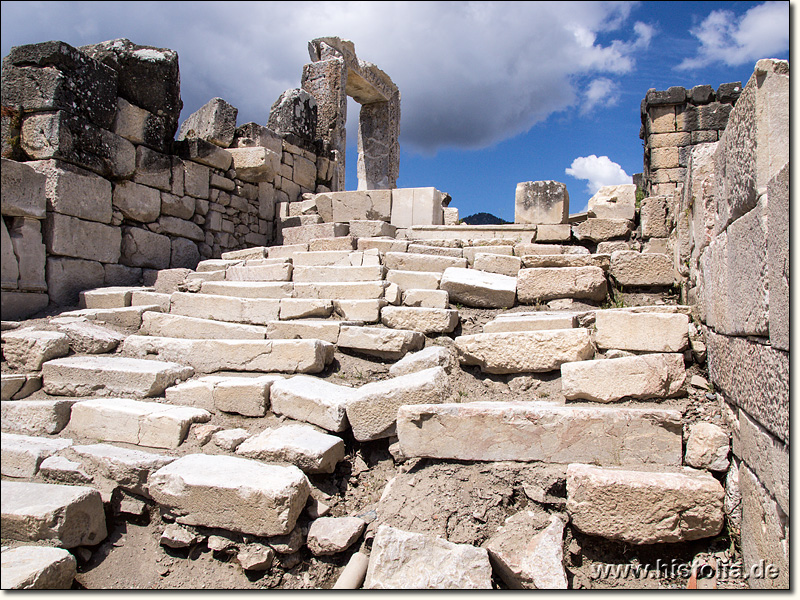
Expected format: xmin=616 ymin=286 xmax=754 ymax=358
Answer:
xmin=227 ymin=147 xmax=278 ymax=183
xmin=279 ymin=298 xmax=334 ymax=320
xmin=1 ymin=433 xmax=71 ymax=479
xmin=640 ymin=195 xmax=669 ymax=238
xmin=472 ymin=253 xmax=521 ymax=277
xmin=408 ymin=244 xmax=463 ymax=258
xmin=44 ymin=213 xmax=121 ymax=263
xmin=734 ymin=409 xmax=788 ymax=515
xmin=587 ymin=185 xmax=636 ymax=221
xmin=515 ymin=181 xmax=569 ymax=225
xmin=199 ymin=281 xmax=294 ymax=299
xmin=314 ymin=190 xmax=392 ymax=223
xmin=225 ymin=263 xmax=293 ymax=282
xmin=402 ymin=289 xmax=449 ymax=309
xmin=726 ymin=197 xmax=768 ymax=336
xmin=338 ymin=325 xmax=424 ymax=360
xmin=386 ymin=270 xmax=441 ymax=291
xmin=517 ymin=266 xmax=607 ymax=303
xmin=293 ymin=250 xmax=351 ymax=267
xmin=281 ymin=223 xmax=349 ymax=246
xmin=594 ymin=310 xmax=689 ymax=353
xmin=79 ymin=285 xmax=145 ymax=309
xmin=292 ymin=265 xmax=385 ymax=283
xmin=267 ymin=320 xmax=342 ymax=344
xmin=293 ymin=281 xmax=387 ymax=300
xmin=214 ymin=375 xmax=280 ymax=417
xmin=767 ymin=163 xmax=789 ymax=350
xmin=384 ymin=252 xmax=466 ymax=273
xmin=270 ymin=375 xmax=354 ymax=433
xmin=8 ymin=217 xmax=46 ymax=291
xmin=0 ymin=398 xmax=76 ymax=435
xmin=462 ymin=245 xmax=513 ymax=266
xmin=141 ymin=311 xmax=267 ymax=340
xmin=358 ymin=238 xmax=409 ymax=253
xmin=46 ymin=256 xmax=105 ymax=306
xmin=609 ymin=251 xmax=674 ymax=287
xmin=573 ymin=218 xmax=632 ymax=242
xmin=483 ymin=313 xmax=577 ymax=333
xmin=521 ymin=254 xmax=610 ymax=270
xmin=534 ymin=224 xmax=572 ymax=242
xmin=440 ymin=267 xmax=516 ymax=308
xmin=333 ymin=299 xmax=386 ymax=323
xmin=349 ymin=220 xmax=397 ymax=238
xmin=308 ymin=235 xmax=358 ymax=252
xmin=170 ymin=292 xmax=280 ymax=325
xmin=381 ymin=306 xmax=459 ymax=334
xmin=1 ymin=291 xmax=50 ymax=320
xmin=398 ymin=403 xmax=682 ymax=466
xmin=390 ymin=188 xmax=444 ymax=228
xmin=1 ymin=158 xmax=47 ymax=219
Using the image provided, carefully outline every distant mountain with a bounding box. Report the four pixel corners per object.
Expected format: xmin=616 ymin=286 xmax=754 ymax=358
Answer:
xmin=460 ymin=212 xmax=511 ymax=225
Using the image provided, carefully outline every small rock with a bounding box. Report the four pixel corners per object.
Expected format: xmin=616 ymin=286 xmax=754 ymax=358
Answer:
xmin=685 ymin=422 xmax=730 ymax=471
xmin=194 ymin=424 xmax=222 ymax=445
xmin=237 ymin=543 xmax=274 ymax=571
xmin=207 ymin=534 xmax=238 ymax=553
xmin=75 ymin=547 xmax=93 ymax=563
xmin=690 ymin=375 xmax=709 ymax=389
xmin=604 ymin=349 xmax=635 ymax=359
xmin=307 ymin=516 xmax=366 ymax=556
xmin=212 ymin=428 xmax=250 ymax=451
xmin=279 ymin=552 xmax=302 ymax=569
xmin=117 ymin=496 xmax=148 ymax=518
xmin=305 ymin=496 xmax=331 ymax=519
xmin=268 ymin=526 xmax=306 ymax=554
xmin=160 ymin=524 xmax=199 ymax=549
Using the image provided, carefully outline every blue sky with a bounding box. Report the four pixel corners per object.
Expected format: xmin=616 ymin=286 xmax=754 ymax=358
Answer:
xmin=0 ymin=1 xmax=790 ymax=220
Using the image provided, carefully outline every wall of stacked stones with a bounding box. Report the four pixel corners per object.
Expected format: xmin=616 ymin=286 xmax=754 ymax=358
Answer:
xmin=1 ymin=39 xmax=338 ymax=318
xmin=668 ymin=59 xmax=788 ymax=588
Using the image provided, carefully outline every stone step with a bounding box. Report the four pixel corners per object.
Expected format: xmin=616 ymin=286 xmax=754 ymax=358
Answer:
xmin=1 ymin=545 xmax=77 ymax=590
xmin=42 ymin=355 xmax=194 ymax=398
xmin=483 ymin=312 xmax=578 ymax=333
xmin=517 ymin=266 xmax=607 ymax=303
xmin=595 ymin=310 xmax=689 ymax=353
xmin=406 ymin=244 xmax=463 ymax=258
xmin=337 ymin=325 xmax=424 ymax=360
xmin=333 ymin=299 xmax=387 ymax=323
xmin=268 ymin=243 xmax=308 ymax=259
xmin=147 ymin=454 xmax=310 ymax=537
xmin=399 ymin=224 xmax=537 ymax=243
xmin=79 ymin=286 xmax=154 ymax=309
xmin=131 ymin=290 xmax=172 ymax=312
xmin=349 ymin=220 xmax=396 ymax=239
xmin=521 ymin=253 xmax=610 ymax=270
xmin=199 ymin=280 xmax=294 ymax=299
xmin=196 ymin=259 xmax=243 ymax=272
xmin=307 ymin=235 xmax=358 ymax=252
xmin=281 ymin=222 xmax=349 ymax=246
xmin=380 ymin=306 xmax=459 ymax=334
xmin=609 ymin=251 xmax=674 ymax=287
xmin=56 ymin=321 xmax=126 ymax=354
xmin=566 ymin=464 xmax=724 ymax=544
xmin=440 ymin=267 xmax=516 ymax=308
xmin=1 ymin=329 xmax=70 ymax=371
xmin=69 ymin=443 xmax=176 ymax=497
xmin=292 ymin=250 xmax=380 ymax=267
xmin=455 ymin=328 xmax=594 ymax=374
xmin=236 ymin=424 xmax=345 ymax=474
xmin=267 ymin=320 xmax=343 ymax=344
xmin=292 ymin=265 xmax=386 ymax=283
xmin=396 ymin=402 xmax=683 ymax=466
xmin=1 ymin=399 xmax=79 ymax=435
xmin=293 ymin=281 xmax=389 ymax=300
xmin=402 ymin=289 xmax=449 ymax=309
xmin=462 ymin=245 xmax=514 ymax=267
xmin=170 ymin=291 xmax=281 ymax=324
xmin=357 ymin=238 xmax=409 ymax=253
xmin=561 ymin=353 xmax=686 ymax=403
xmin=68 ymin=398 xmax=211 ymax=449
xmin=221 ymin=246 xmax=269 ymax=261
xmin=472 ymin=252 xmax=521 ymax=277
xmin=58 ymin=304 xmax=163 ymax=328
xmin=279 ymin=298 xmax=334 ymax=320
xmin=165 ymin=374 xmax=280 ymax=413
xmin=270 ymin=375 xmax=355 ymax=433
xmin=386 ymin=270 xmax=441 ymax=291
xmin=122 ymin=336 xmax=334 ymax=374
xmin=225 ymin=263 xmax=293 ymax=282
xmin=1 ymin=481 xmax=107 ymax=548
xmin=141 ymin=311 xmax=268 ymax=340
xmin=384 ymin=252 xmax=467 ymax=273
xmin=1 ymin=432 xmax=73 ymax=478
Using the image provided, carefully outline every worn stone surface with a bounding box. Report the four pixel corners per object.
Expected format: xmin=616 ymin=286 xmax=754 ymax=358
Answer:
xmin=236 ymin=424 xmax=345 ymax=474
xmin=2 ymin=328 xmax=70 ymax=370
xmin=402 ymin=289 xmax=449 ymax=309
xmin=177 ymin=97 xmax=238 ymax=148
xmin=0 ymin=399 xmax=77 ymax=435
xmin=398 ymin=402 xmax=682 ymax=465
xmin=483 ymin=312 xmax=577 ymax=333
xmin=121 ymin=226 xmax=171 ymax=270
xmin=587 ymin=184 xmax=636 ymax=220
xmin=472 ymin=252 xmax=521 ymax=277
xmin=170 ymin=292 xmax=281 ymax=325
xmin=347 ymin=367 xmax=450 ymax=441
xmin=561 ymin=353 xmax=686 ymax=403
xmin=384 ymin=252 xmax=466 ymax=273
xmin=767 ymin=163 xmax=789 ymax=351
xmin=1 ymin=158 xmax=47 ymax=218
xmin=307 ymin=516 xmax=366 ymax=556
xmin=1 ymin=480 xmax=107 ymax=548
xmin=337 ymin=325 xmax=424 ymax=361
xmin=684 ymin=422 xmax=730 ymax=472
xmin=734 ymin=409 xmax=788 ymax=514
xmin=279 ymin=298 xmax=334 ymax=320
xmin=386 ymin=270 xmax=441 ymax=291
xmin=390 ymin=188 xmax=444 ymax=228
xmin=44 ymin=212 xmax=121 ymax=264
xmin=573 ymin=218 xmax=632 ymax=242
xmin=566 ymin=464 xmax=724 ymax=544
xmin=365 ymin=525 xmax=492 ymax=589
xmin=455 ymin=329 xmax=593 ymax=374
xmin=314 ymin=190 xmax=392 ymax=223
xmin=389 ymin=346 xmax=457 ymax=377
xmin=269 ymin=375 xmax=353 ymax=433
xmin=515 ymin=181 xmax=569 ymax=225
xmin=199 ymin=280 xmax=293 ymax=299
xmin=726 ymin=197 xmax=768 ymax=336
xmin=293 ymin=281 xmax=387 ymax=300
xmin=595 ymin=310 xmax=689 ymax=353
xmin=380 ymin=306 xmax=459 ymax=334
xmin=292 ymin=265 xmax=383 ymax=283
xmin=71 ymin=443 xmax=175 ymax=497
xmin=42 ymin=355 xmax=193 ymax=397
xmin=440 ymin=267 xmax=516 ymax=308
xmin=148 ymin=454 xmax=309 ymax=537
xmin=141 ymin=311 xmax=266 ymax=340
xmin=609 ymin=251 xmax=674 ymax=287
xmin=0 ymin=432 xmax=72 ymax=478
xmin=1 ymin=545 xmax=77 ymax=590
xmin=27 ymin=159 xmax=111 ymax=222
xmin=267 ymin=319 xmax=342 ymax=344
xmin=517 ymin=266 xmax=606 ymax=303
xmin=213 ymin=376 xmax=280 ymax=418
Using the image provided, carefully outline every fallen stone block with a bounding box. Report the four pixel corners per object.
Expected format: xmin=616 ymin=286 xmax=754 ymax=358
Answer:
xmin=381 ymin=306 xmax=459 ymax=334
xmin=440 ymin=267 xmax=516 ymax=308
xmin=1 ymin=328 xmax=70 ymax=371
xmin=365 ymin=525 xmax=492 ymax=589
xmin=160 ymin=522 xmax=202 ymax=549
xmin=69 ymin=398 xmax=210 ymax=449
xmin=267 ymin=320 xmax=342 ymax=344
xmin=269 ymin=376 xmax=354 ymax=433
xmin=483 ymin=313 xmax=577 ymax=333
xmin=212 ymin=428 xmax=250 ymax=451
xmin=1 ymin=432 xmax=72 ymax=478
xmin=338 ymin=325 xmax=424 ymax=360
xmin=279 ymin=298 xmax=334 ymax=320
xmin=121 ymin=336 xmax=333 ymax=374
xmin=517 ymin=266 xmax=607 ymax=303
xmin=455 ymin=329 xmax=593 ymax=374
xmin=141 ymin=311 xmax=267 ymax=340
xmin=685 ymin=422 xmax=730 ymax=472
xmin=292 ymin=265 xmax=385 ymax=283
xmin=293 ymin=281 xmax=387 ymax=300
xmin=333 ymin=299 xmax=386 ymax=323
xmin=389 ymin=346 xmax=457 ymax=377
xmin=199 ymin=280 xmax=294 ymax=299
xmin=384 ymin=252 xmax=466 ymax=273
xmin=587 ymin=184 xmax=636 ymax=220
xmin=1 ymin=480 xmax=107 ymax=548
xmin=57 ymin=321 xmax=125 ymax=354
xmin=169 ymin=292 xmax=281 ymax=325
xmin=609 ymin=251 xmax=674 ymax=287
xmin=566 ymin=463 xmax=724 ymax=544
xmin=594 ymin=310 xmax=689 ymax=352
xmin=347 ymin=367 xmax=449 ymax=442
xmin=561 ymin=353 xmax=686 ymax=403
xmin=213 ymin=375 xmax=281 ymax=417
xmin=307 ymin=516 xmax=366 ymax=556
xmin=408 ymin=244 xmax=464 ymax=258
xmin=237 ymin=543 xmax=275 ymax=571
xmin=386 ymin=270 xmax=441 ymax=291
xmin=1 ymin=399 xmax=79 ymax=435
xmin=397 ymin=402 xmax=682 ymax=466
xmin=70 ymin=443 xmax=175 ymax=497
xmin=0 ymin=545 xmax=77 ymax=589
xmin=148 ymin=454 xmax=310 ymax=537
xmin=42 ymin=355 xmax=193 ymax=397
xmin=236 ymin=424 xmax=345 ymax=474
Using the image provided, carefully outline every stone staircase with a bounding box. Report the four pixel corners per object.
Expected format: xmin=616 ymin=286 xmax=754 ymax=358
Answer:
xmin=1 ymin=214 xmax=729 ymax=589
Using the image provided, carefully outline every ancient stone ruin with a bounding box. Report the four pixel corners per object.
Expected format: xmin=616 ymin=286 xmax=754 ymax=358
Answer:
xmin=0 ymin=35 xmax=788 ymax=590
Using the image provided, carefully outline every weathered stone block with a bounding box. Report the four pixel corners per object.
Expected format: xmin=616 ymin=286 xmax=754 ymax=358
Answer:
xmin=177 ymin=97 xmax=238 ymax=148
xmin=141 ymin=311 xmax=267 ymax=340
xmin=587 ymin=184 xmax=636 ymax=220
xmin=609 ymin=251 xmax=673 ymax=287
xmin=380 ymin=306 xmax=459 ymax=334
xmin=390 ymin=188 xmax=444 ymax=227
xmin=726 ymin=197 xmax=768 ymax=336
xmin=270 ymin=375 xmax=353 ymax=432
xmin=1 ymin=399 xmax=78 ymax=435
xmin=228 ymin=147 xmax=279 ymax=183
xmin=515 ymin=181 xmax=569 ymax=224
xmin=282 ymin=222 xmax=349 ymax=245
xmin=213 ymin=376 xmax=280 ymax=418
xmin=440 ymin=267 xmax=516 ymax=308
xmin=595 ymin=310 xmax=689 ymax=353
xmin=1 ymin=158 xmax=47 ymax=219
xmin=386 ymin=269 xmax=441 ymax=291
xmin=236 ymin=424 xmax=345 ymax=474
xmin=169 ymin=291 xmax=280 ymax=325
xmin=46 ymin=256 xmax=105 ymax=306
xmin=314 ymin=190 xmax=392 ymax=223
xmin=337 ymin=325 xmax=424 ymax=361
xmin=0 ymin=433 xmax=72 ymax=478
xmin=0 ymin=545 xmax=77 ymax=590
xmin=573 ymin=218 xmax=632 ymax=242
xmin=472 ymin=252 xmax=521 ymax=277
xmin=767 ymin=163 xmax=789 ymax=351
xmin=2 ymin=328 xmax=70 ymax=370
xmin=70 ymin=443 xmax=175 ymax=497
xmin=685 ymin=422 xmax=730 ymax=471
xmin=517 ymin=266 xmax=607 ymax=303
xmin=44 ymin=213 xmax=121 ymax=263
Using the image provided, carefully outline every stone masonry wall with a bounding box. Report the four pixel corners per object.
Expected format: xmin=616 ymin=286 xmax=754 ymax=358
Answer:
xmin=1 ymin=39 xmax=338 ymax=317
xmin=670 ymin=59 xmax=789 ymax=588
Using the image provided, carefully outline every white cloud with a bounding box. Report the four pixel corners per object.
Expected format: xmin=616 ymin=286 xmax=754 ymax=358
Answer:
xmin=565 ymin=155 xmax=632 ymax=195
xmin=582 ymin=78 xmax=619 ymax=113
xmin=1 ymin=1 xmax=656 ymax=154
xmin=677 ymin=1 xmax=789 ymax=70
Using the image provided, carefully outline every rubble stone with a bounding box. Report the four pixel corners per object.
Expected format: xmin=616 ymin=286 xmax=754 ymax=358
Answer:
xmin=684 ymin=422 xmax=730 ymax=471
xmin=307 ymin=516 xmax=366 ymax=556
xmin=1 ymin=328 xmax=70 ymax=371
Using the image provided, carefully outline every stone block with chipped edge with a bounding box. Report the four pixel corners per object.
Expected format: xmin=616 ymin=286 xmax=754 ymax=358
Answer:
xmin=279 ymin=298 xmax=334 ymax=320
xmin=333 ymin=299 xmax=386 ymax=323
xmin=517 ymin=266 xmax=607 ymax=303
xmin=169 ymin=292 xmax=281 ymax=325
xmin=293 ymin=281 xmax=388 ymax=300
xmin=1 ymin=399 xmax=80 ymax=435
xmin=267 ymin=320 xmax=342 ymax=345
xmin=236 ymin=424 xmax=345 ymax=474
xmin=386 ymin=270 xmax=441 ymax=291
xmin=308 ymin=236 xmax=358 ymax=252
xmin=587 ymin=184 xmax=636 ymax=220
xmin=0 ymin=545 xmax=77 ymax=589
xmin=473 ymin=253 xmax=521 ymax=277
xmin=609 ymin=251 xmax=674 ymax=287
xmin=70 ymin=443 xmax=175 ymax=497
xmin=141 ymin=311 xmax=267 ymax=340
xmin=684 ymin=422 xmax=730 ymax=472
xmin=572 ymin=218 xmax=632 ymax=242
xmin=337 ymin=325 xmax=424 ymax=361
xmin=57 ymin=321 xmax=125 ymax=354
xmin=1 ymin=328 xmax=70 ymax=371
xmin=225 ymin=263 xmax=293 ymax=282
xmin=389 ymin=346 xmax=457 ymax=377
xmin=462 ymin=245 xmax=514 ymax=266
xmin=57 ymin=304 xmax=162 ymax=329
xmin=380 ymin=306 xmax=459 ymax=334
xmin=1 ymin=432 xmax=72 ymax=478
xmin=292 ymin=265 xmax=385 ymax=283
xmin=440 ymin=267 xmax=516 ymax=309
xmin=213 ymin=375 xmax=281 ymax=417
xmin=594 ymin=310 xmax=689 ymax=353
xmin=483 ymin=313 xmax=577 ymax=333
xmin=199 ymin=281 xmax=294 ymax=299
xmin=515 ymin=181 xmax=569 ymax=225
xmin=520 ymin=254 xmax=610 ymax=270
xmin=79 ymin=286 xmax=152 ymax=309
xmin=307 ymin=516 xmax=366 ymax=556
xmin=402 ymin=289 xmax=449 ymax=309
xmin=384 ymin=252 xmax=466 ymax=273
xmin=270 ymin=375 xmax=354 ymax=433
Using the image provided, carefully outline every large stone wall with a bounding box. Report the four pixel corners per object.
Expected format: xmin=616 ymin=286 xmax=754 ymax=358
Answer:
xmin=671 ymin=59 xmax=789 ymax=589
xmin=1 ymin=39 xmax=339 ymax=316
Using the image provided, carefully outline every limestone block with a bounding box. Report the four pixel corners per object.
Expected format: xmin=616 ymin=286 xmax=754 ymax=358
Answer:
xmin=390 ymin=188 xmax=444 ymax=228
xmin=573 ymin=218 xmax=632 ymax=242
xmin=358 ymin=238 xmax=409 ymax=253
xmin=141 ymin=311 xmax=266 ymax=340
xmin=221 ymin=247 xmax=268 ymax=261
xmin=170 ymin=292 xmax=281 ymax=325
xmin=346 ymin=367 xmax=449 ymax=442
xmin=46 ymin=256 xmax=106 ymax=306
xmin=1 ymin=374 xmax=26 ymax=400
xmin=121 ymin=226 xmax=171 ymax=270
xmin=268 ymin=88 xmax=317 ymax=140
xmin=1 ymin=399 xmax=78 ymax=435
xmin=58 ymin=321 xmax=125 ymax=354
xmin=213 ymin=376 xmax=280 ymax=418
xmin=70 ymin=443 xmax=175 ymax=497
xmin=734 ymin=410 xmax=788 ymax=514
xmin=640 ymin=195 xmax=669 ymax=238
xmin=385 ymin=252 xmax=466 ymax=274
xmin=517 ymin=266 xmax=606 ymax=303
xmin=1 ymin=218 xmax=19 ymax=289
xmin=380 ymin=306 xmax=457 ymax=334
xmin=455 ymin=329 xmax=593 ymax=374
xmin=389 ymin=346 xmax=457 ymax=377
xmin=483 ymin=312 xmax=577 ymax=333
xmin=225 ymin=263 xmax=293 ymax=282
xmin=58 ymin=304 xmax=160 ymax=329
xmin=270 ymin=375 xmax=354 ymax=433
xmin=196 ymin=258 xmax=241 ymax=272
xmin=177 ymin=97 xmax=238 ymax=148
xmin=112 ymin=180 xmax=161 ymax=223
xmin=566 ymin=464 xmax=724 ymax=544
xmin=113 ymin=97 xmax=167 ymax=149
xmin=197 ymin=281 xmax=292 ymax=301
xmin=348 ymin=220 xmax=396 ymax=238
xmin=79 ymin=285 xmax=141 ymax=309
xmin=2 ymin=328 xmax=69 ymax=370
xmin=278 ymin=299 xmax=333 ymax=321
xmin=726 ymin=198 xmax=768 ymax=336
xmin=148 ymin=454 xmax=310 ymax=537
xmin=650 ymin=146 xmax=680 ymax=169
xmin=212 ymin=428 xmax=249 ymax=451
xmin=486 ymin=511 xmax=568 ymax=589
xmin=37 ymin=455 xmax=91 ymax=485
xmin=561 ymin=353 xmax=685 ymax=403
xmin=515 ymin=181 xmax=569 ymax=225
xmin=595 ymin=310 xmax=689 ymax=353
xmin=121 ymin=336 xmax=333 ymax=374
xmin=267 ymin=320 xmax=342 ymax=344
xmin=440 ymin=267 xmax=516 ymax=308
xmin=337 ymin=325 xmax=424 ymax=361
xmin=1 ymin=480 xmax=107 ymax=548
xmin=609 ymin=251 xmax=673 ymax=287
xmin=587 ymin=184 xmax=636 ymax=220
xmin=42 ymin=355 xmax=193 ymax=398
xmin=314 ymin=190 xmax=392 ymax=223
xmin=1 ymin=158 xmax=47 ymax=218
xmin=5 ymin=218 xmax=44 ymax=292
xmin=514 ymin=243 xmax=567 ymax=256
xmin=402 ymin=289 xmax=449 ymax=309
xmin=293 ymin=281 xmax=387 ymax=300
xmin=473 ymin=252 xmax=521 ymax=277
xmin=684 ymin=422 xmax=730 ymax=472
xmin=535 ymin=224 xmax=572 ymax=242
xmin=227 ymin=147 xmax=279 ymax=183
xmin=0 ymin=546 xmax=77 ymax=590
xmin=442 ymin=206 xmax=460 ymax=226
xmin=307 ymin=235 xmax=358 ymax=252
xmin=333 ymin=299 xmax=386 ymax=323
xmin=43 ymin=213 xmax=121 ymax=263
xmin=0 ymin=290 xmax=49 ymax=321
xmin=386 ymin=270 xmax=441 ymax=291
xmin=307 ymin=516 xmax=366 ymax=556
xmin=133 ymin=146 xmax=172 ymax=191
xmin=462 ymin=245 xmax=513 ymax=266
xmin=1 ymin=433 xmax=72 ymax=478
xmin=292 ymin=265 xmax=384 ymax=283
xmin=182 ymin=160 xmax=209 ymax=198
xmin=236 ymin=424 xmax=345 ymax=474
xmin=767 ymin=163 xmax=789 ymax=351
xmin=408 ymin=244 xmax=463 ymax=258
xmin=596 ymin=241 xmax=632 ymax=254
xmin=282 ymin=222 xmax=349 ymax=246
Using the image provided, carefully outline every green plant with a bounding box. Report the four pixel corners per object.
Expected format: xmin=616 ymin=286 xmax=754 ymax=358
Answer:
xmin=635 ymin=187 xmax=645 ymax=210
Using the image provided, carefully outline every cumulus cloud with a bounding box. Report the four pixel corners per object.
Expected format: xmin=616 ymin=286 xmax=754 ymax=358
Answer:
xmin=565 ymin=155 xmax=632 ymax=195
xmin=581 ymin=78 xmax=619 ymax=113
xmin=1 ymin=1 xmax=656 ymax=154
xmin=677 ymin=1 xmax=789 ymax=70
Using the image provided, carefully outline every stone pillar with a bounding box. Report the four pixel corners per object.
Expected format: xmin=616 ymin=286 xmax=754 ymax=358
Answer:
xmin=357 ymin=97 xmax=399 ymax=190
